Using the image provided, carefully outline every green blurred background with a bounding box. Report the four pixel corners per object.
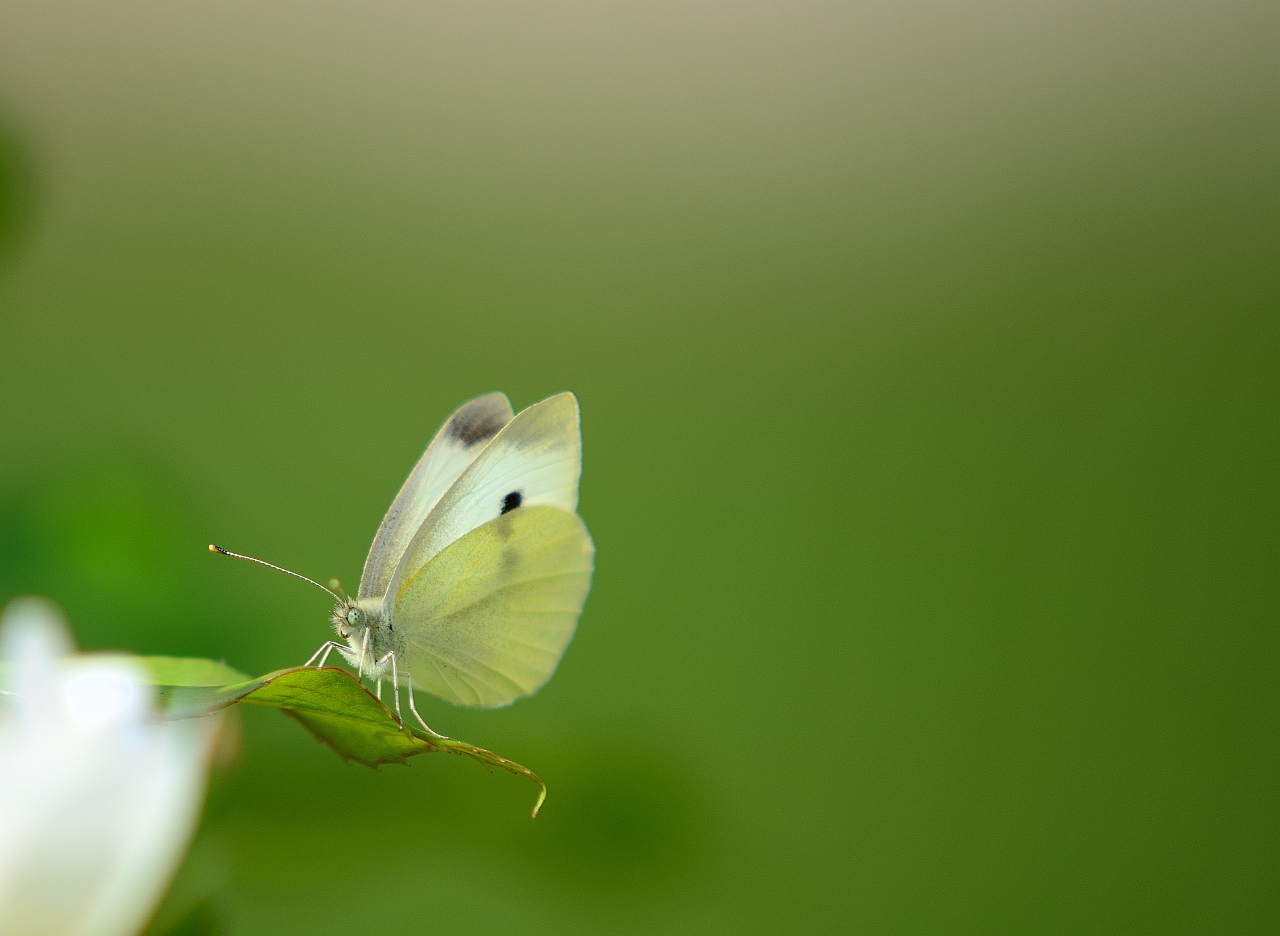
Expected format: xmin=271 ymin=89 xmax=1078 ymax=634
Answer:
xmin=0 ymin=2 xmax=1275 ymax=933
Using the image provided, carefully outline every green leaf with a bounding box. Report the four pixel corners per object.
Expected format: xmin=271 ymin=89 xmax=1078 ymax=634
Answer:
xmin=0 ymin=654 xmax=249 ymax=688
xmin=135 ymin=656 xmax=250 ymax=687
xmin=144 ymin=658 xmax=547 ymax=817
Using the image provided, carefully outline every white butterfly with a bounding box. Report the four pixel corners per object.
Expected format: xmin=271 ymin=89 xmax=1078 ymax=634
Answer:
xmin=215 ymin=392 xmax=594 ymax=735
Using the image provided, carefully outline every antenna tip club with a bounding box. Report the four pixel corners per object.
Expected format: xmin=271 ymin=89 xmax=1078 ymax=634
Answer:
xmin=209 ymin=543 xmax=224 ymax=554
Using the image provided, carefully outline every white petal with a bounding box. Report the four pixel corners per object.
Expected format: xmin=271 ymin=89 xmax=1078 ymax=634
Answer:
xmin=0 ymin=598 xmax=220 ymax=936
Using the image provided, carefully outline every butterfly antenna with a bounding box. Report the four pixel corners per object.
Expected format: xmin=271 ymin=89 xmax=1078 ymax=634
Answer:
xmin=208 ymin=544 xmax=343 ymax=602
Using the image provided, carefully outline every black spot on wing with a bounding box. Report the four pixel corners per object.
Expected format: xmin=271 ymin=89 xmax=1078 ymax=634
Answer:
xmin=447 ymin=404 xmax=508 ymax=447
xmin=501 ymin=490 xmax=522 ymax=515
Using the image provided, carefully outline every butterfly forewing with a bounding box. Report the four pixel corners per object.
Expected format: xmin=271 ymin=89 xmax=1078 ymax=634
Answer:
xmin=395 ymin=505 xmax=594 ymax=707
xmin=385 ymin=392 xmax=582 ymax=603
xmin=358 ymin=392 xmax=513 ymax=600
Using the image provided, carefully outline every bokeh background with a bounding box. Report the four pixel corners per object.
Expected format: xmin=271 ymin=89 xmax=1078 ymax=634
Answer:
xmin=0 ymin=2 xmax=1275 ymax=933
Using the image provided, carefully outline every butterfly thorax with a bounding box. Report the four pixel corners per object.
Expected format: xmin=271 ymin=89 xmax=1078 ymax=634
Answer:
xmin=330 ymin=597 xmax=402 ymax=679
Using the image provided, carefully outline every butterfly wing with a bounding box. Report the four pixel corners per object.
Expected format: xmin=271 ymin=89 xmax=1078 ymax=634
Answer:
xmin=395 ymin=504 xmax=594 ymax=707
xmin=384 ymin=392 xmax=582 ymax=603
xmin=358 ymin=392 xmax=513 ymax=600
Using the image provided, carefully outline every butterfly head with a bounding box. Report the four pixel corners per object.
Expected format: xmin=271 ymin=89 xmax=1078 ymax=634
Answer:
xmin=330 ymin=599 xmax=369 ymax=641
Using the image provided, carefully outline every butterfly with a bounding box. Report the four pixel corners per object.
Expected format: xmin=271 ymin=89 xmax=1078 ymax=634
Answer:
xmin=213 ymin=392 xmax=594 ymax=735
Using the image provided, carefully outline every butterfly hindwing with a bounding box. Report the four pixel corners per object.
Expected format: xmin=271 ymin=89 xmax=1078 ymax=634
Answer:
xmin=358 ymin=392 xmax=513 ymax=600
xmin=385 ymin=392 xmax=582 ymax=603
xmin=395 ymin=504 xmax=594 ymax=707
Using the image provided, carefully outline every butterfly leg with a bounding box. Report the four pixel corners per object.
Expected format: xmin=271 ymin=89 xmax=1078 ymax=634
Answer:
xmin=304 ymin=641 xmax=347 ymax=668
xmin=406 ymin=674 xmax=449 ymax=740
xmin=371 ymin=650 xmax=403 ymax=728
xmin=357 ymin=628 xmax=370 ymax=679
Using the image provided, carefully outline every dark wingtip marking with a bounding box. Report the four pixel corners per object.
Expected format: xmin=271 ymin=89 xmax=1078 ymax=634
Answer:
xmin=448 ymin=404 xmax=509 ymax=447
xmin=501 ymin=491 xmax=522 ymax=515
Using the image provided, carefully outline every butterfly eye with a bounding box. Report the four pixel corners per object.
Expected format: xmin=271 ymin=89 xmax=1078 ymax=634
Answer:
xmin=347 ymin=608 xmax=365 ymax=627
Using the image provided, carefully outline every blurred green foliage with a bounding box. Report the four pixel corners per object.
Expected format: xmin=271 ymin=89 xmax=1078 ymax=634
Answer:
xmin=0 ymin=462 xmax=214 ymax=655
xmin=0 ymin=4 xmax=1276 ymax=934
xmin=0 ymin=115 xmax=33 ymax=268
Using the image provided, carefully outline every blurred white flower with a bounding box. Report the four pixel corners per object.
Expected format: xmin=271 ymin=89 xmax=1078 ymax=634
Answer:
xmin=0 ymin=598 xmax=221 ymax=936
